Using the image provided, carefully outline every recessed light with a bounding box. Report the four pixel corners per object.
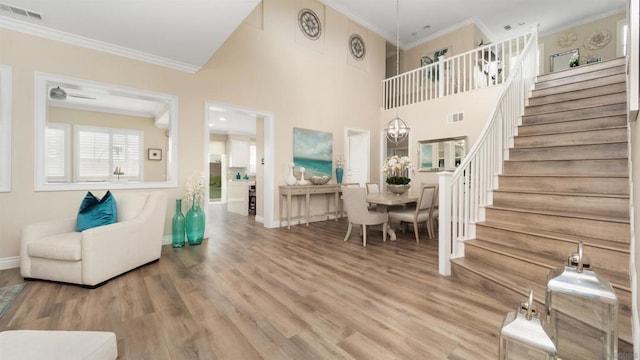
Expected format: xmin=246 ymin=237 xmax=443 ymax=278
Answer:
xmin=208 ymin=124 xmax=214 ymax=127
xmin=219 ymin=117 xmax=227 ymax=121
xmin=504 ymin=24 xmax=512 ymax=31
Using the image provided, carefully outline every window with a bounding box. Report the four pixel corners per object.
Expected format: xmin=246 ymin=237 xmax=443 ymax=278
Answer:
xmin=249 ymin=143 xmax=257 ymax=174
xmin=45 ymin=123 xmax=70 ymax=182
xmin=75 ymin=126 xmax=143 ymax=181
xmin=0 ymin=65 xmax=11 ymax=192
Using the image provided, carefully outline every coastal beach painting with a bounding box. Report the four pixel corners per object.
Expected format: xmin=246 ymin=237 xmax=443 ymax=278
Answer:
xmin=293 ymin=128 xmax=333 ymax=178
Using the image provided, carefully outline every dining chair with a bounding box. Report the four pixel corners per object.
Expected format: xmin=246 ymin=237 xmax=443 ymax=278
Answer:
xmin=387 ymin=184 xmax=437 ymax=243
xmin=365 ymin=183 xmax=379 ymax=194
xmin=341 ymin=186 xmax=388 ymax=247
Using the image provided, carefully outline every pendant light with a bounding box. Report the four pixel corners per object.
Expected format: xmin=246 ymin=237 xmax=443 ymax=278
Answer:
xmin=385 ymin=0 xmax=410 ymax=145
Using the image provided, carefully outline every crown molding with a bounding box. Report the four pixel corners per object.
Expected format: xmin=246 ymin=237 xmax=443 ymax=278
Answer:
xmin=0 ymin=16 xmax=200 ymax=73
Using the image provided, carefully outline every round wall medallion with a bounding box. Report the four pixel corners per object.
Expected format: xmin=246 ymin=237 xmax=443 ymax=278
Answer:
xmin=298 ymin=8 xmax=321 ymax=40
xmin=349 ymin=34 xmax=366 ymax=60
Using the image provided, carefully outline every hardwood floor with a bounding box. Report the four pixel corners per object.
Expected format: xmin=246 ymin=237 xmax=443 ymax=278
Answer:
xmin=0 ymin=205 xmax=511 ymax=359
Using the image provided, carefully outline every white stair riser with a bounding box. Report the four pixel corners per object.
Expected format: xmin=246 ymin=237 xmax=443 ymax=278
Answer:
xmin=492 ymin=192 xmax=629 ymax=218
xmin=485 ymin=207 xmax=630 ymax=243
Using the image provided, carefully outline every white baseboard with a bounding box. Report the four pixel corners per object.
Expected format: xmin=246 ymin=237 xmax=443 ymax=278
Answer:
xmin=0 ymin=256 xmax=20 ymax=270
xmin=162 ymin=235 xmax=172 ymax=245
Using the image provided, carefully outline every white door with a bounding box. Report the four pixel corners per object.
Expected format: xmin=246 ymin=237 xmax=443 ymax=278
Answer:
xmin=346 ymin=130 xmax=370 ymax=186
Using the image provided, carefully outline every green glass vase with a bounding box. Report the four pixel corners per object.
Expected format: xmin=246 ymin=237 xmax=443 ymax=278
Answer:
xmin=186 ymin=195 xmax=205 ymax=245
xmin=172 ymin=199 xmax=185 ymax=248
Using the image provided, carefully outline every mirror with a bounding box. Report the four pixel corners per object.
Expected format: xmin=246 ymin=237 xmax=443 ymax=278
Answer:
xmin=550 ymin=48 xmax=579 ymax=72
xmin=35 ymin=73 xmax=178 ymax=191
xmin=418 ymin=136 xmax=467 ymax=172
xmin=386 ymin=137 xmax=408 ymax=157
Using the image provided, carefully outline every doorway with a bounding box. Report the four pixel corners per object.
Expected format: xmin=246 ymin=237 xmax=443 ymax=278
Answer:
xmin=204 ymin=102 xmax=275 ymax=233
xmin=345 ymin=128 xmax=370 ymax=186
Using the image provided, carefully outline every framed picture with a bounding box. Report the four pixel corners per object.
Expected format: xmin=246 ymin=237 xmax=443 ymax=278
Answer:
xmin=148 ymin=148 xmax=162 ymax=161
xmin=418 ymin=136 xmax=467 ymax=172
xmin=293 ymin=127 xmax=333 ymax=178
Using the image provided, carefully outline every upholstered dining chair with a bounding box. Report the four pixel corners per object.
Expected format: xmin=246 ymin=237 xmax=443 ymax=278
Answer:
xmin=388 ymin=184 xmax=437 ymax=243
xmin=341 ymin=186 xmax=388 ymax=247
xmin=365 ymin=183 xmax=380 ymax=194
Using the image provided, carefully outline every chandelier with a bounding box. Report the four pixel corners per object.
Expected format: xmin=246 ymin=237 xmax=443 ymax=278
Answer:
xmin=385 ymin=0 xmax=410 ymax=145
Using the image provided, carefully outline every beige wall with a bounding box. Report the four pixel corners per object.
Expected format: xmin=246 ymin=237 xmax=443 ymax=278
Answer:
xmin=539 ymin=12 xmax=625 ymax=74
xmin=380 ymin=85 xmax=504 ymax=187
xmin=49 ymin=107 xmax=167 ymax=182
xmin=0 ymin=0 xmax=386 ymax=259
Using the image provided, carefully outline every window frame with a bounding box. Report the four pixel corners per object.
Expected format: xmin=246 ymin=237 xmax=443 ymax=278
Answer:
xmin=45 ymin=123 xmax=71 ymax=183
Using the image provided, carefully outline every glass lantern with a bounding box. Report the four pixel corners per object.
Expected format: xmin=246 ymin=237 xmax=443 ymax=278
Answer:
xmin=546 ymin=242 xmax=618 ymax=360
xmin=499 ymin=289 xmax=557 ymax=360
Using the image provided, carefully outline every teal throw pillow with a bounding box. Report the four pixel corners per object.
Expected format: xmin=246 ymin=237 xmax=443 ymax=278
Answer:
xmin=76 ymin=191 xmax=118 ymax=232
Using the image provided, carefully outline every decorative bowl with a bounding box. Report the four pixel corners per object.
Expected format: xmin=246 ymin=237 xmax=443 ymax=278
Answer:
xmin=309 ymin=175 xmax=331 ymax=185
xmin=387 ymin=184 xmax=410 ymax=195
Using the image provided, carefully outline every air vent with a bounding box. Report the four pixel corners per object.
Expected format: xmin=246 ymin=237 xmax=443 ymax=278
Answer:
xmin=447 ymin=112 xmax=464 ymax=124
xmin=0 ymin=3 xmax=42 ymax=20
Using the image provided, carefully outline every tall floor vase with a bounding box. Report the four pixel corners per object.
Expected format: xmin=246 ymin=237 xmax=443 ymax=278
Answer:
xmin=186 ymin=196 xmax=205 ymax=245
xmin=172 ymin=199 xmax=185 ymax=248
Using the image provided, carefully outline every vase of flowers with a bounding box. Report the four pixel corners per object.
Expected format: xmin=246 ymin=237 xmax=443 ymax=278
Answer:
xmin=383 ymin=155 xmax=412 ymax=195
xmin=183 ymin=172 xmax=205 ymax=245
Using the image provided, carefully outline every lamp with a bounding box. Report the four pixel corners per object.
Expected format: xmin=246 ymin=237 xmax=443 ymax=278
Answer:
xmin=499 ymin=289 xmax=557 ymax=360
xmin=385 ymin=0 xmax=409 ymax=145
xmin=545 ymin=242 xmax=618 ymax=360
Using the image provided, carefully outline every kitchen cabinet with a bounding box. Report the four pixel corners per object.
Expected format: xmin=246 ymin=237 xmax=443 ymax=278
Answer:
xmin=229 ymin=139 xmax=249 ymax=168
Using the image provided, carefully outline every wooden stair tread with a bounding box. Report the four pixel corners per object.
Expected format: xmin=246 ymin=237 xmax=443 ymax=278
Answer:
xmin=511 ymin=141 xmax=627 ymax=151
xmin=531 ymin=77 xmax=625 ymax=97
xmin=505 ymin=157 xmax=627 ymax=162
xmin=525 ymin=99 xmax=627 ymax=117
xmin=486 ymin=205 xmax=630 ymax=224
xmin=493 ymin=189 xmax=629 ymax=199
xmin=465 ymin=239 xmax=630 ymax=291
xmin=476 ymin=222 xmax=630 ymax=254
xmin=515 ymin=126 xmax=627 ymax=138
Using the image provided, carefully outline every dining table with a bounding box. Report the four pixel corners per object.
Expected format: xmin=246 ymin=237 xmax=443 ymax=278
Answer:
xmin=366 ymin=191 xmax=419 ymax=241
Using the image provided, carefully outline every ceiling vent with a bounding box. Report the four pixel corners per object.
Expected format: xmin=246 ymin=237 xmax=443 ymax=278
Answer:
xmin=0 ymin=3 xmax=42 ymax=20
xmin=447 ymin=112 xmax=464 ymax=124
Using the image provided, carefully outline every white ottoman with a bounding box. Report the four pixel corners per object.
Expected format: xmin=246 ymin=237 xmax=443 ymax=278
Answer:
xmin=0 ymin=330 xmax=117 ymax=359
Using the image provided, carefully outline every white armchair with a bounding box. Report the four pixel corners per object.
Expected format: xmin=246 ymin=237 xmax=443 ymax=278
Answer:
xmin=20 ymin=191 xmax=167 ymax=288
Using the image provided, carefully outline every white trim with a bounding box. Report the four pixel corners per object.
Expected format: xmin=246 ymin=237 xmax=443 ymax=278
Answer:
xmin=617 ymin=19 xmax=629 ymax=57
xmin=0 ymin=64 xmax=12 ymax=192
xmin=204 ymin=102 xmax=276 ymax=229
xmin=0 ymin=256 xmax=20 ymax=270
xmin=34 ymin=72 xmax=179 ymax=191
xmin=0 ymin=17 xmax=200 ymax=73
xmin=162 ymin=235 xmax=172 ymax=246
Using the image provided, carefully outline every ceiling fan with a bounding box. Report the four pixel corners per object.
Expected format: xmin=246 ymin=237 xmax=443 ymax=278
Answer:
xmin=49 ymin=86 xmax=96 ymax=100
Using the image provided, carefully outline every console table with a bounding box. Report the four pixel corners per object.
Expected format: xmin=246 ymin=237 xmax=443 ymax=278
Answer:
xmin=279 ymin=184 xmax=340 ymax=229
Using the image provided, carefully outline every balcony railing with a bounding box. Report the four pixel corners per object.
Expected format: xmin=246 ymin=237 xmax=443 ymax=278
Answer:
xmin=437 ymin=27 xmax=539 ymax=276
xmin=383 ymin=32 xmax=534 ymax=110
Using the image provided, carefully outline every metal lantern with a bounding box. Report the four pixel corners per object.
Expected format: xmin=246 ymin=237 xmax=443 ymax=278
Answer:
xmin=499 ymin=289 xmax=557 ymax=360
xmin=546 ymin=242 xmax=618 ymax=360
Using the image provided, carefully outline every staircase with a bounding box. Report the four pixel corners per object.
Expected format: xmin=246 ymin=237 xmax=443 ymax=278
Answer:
xmin=450 ymin=58 xmax=632 ymax=348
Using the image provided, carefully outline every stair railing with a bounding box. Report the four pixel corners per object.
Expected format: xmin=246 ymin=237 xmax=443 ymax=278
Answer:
xmin=383 ymin=32 xmax=532 ymax=110
xmin=438 ymin=26 xmax=539 ymax=276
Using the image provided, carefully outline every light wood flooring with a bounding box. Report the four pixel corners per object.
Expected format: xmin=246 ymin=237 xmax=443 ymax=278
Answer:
xmin=0 ymin=205 xmax=512 ymax=359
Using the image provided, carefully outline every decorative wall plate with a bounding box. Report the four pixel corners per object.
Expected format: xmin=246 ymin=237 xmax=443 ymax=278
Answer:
xmin=298 ymin=8 xmax=321 ymax=40
xmin=557 ymin=32 xmax=577 ymax=47
xmin=349 ymin=34 xmax=366 ymax=60
xmin=583 ymin=30 xmax=611 ymax=50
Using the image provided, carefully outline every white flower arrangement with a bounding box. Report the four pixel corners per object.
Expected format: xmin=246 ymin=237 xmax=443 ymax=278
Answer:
xmin=335 ymin=154 xmax=345 ymax=167
xmin=183 ymin=171 xmax=205 ymax=210
xmin=382 ymin=155 xmax=412 ymax=184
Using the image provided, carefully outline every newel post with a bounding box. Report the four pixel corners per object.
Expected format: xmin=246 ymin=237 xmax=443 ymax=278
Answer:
xmin=438 ymin=171 xmax=453 ymax=276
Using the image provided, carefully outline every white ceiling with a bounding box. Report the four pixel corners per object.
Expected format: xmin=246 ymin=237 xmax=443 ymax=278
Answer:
xmin=209 ymin=107 xmax=257 ymax=137
xmin=1 ymin=0 xmax=627 ymax=134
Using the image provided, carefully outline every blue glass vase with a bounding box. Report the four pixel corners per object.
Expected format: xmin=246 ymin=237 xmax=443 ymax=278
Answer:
xmin=335 ymin=166 xmax=344 ymax=184
xmin=172 ymin=199 xmax=185 ymax=248
xmin=186 ymin=195 xmax=205 ymax=245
